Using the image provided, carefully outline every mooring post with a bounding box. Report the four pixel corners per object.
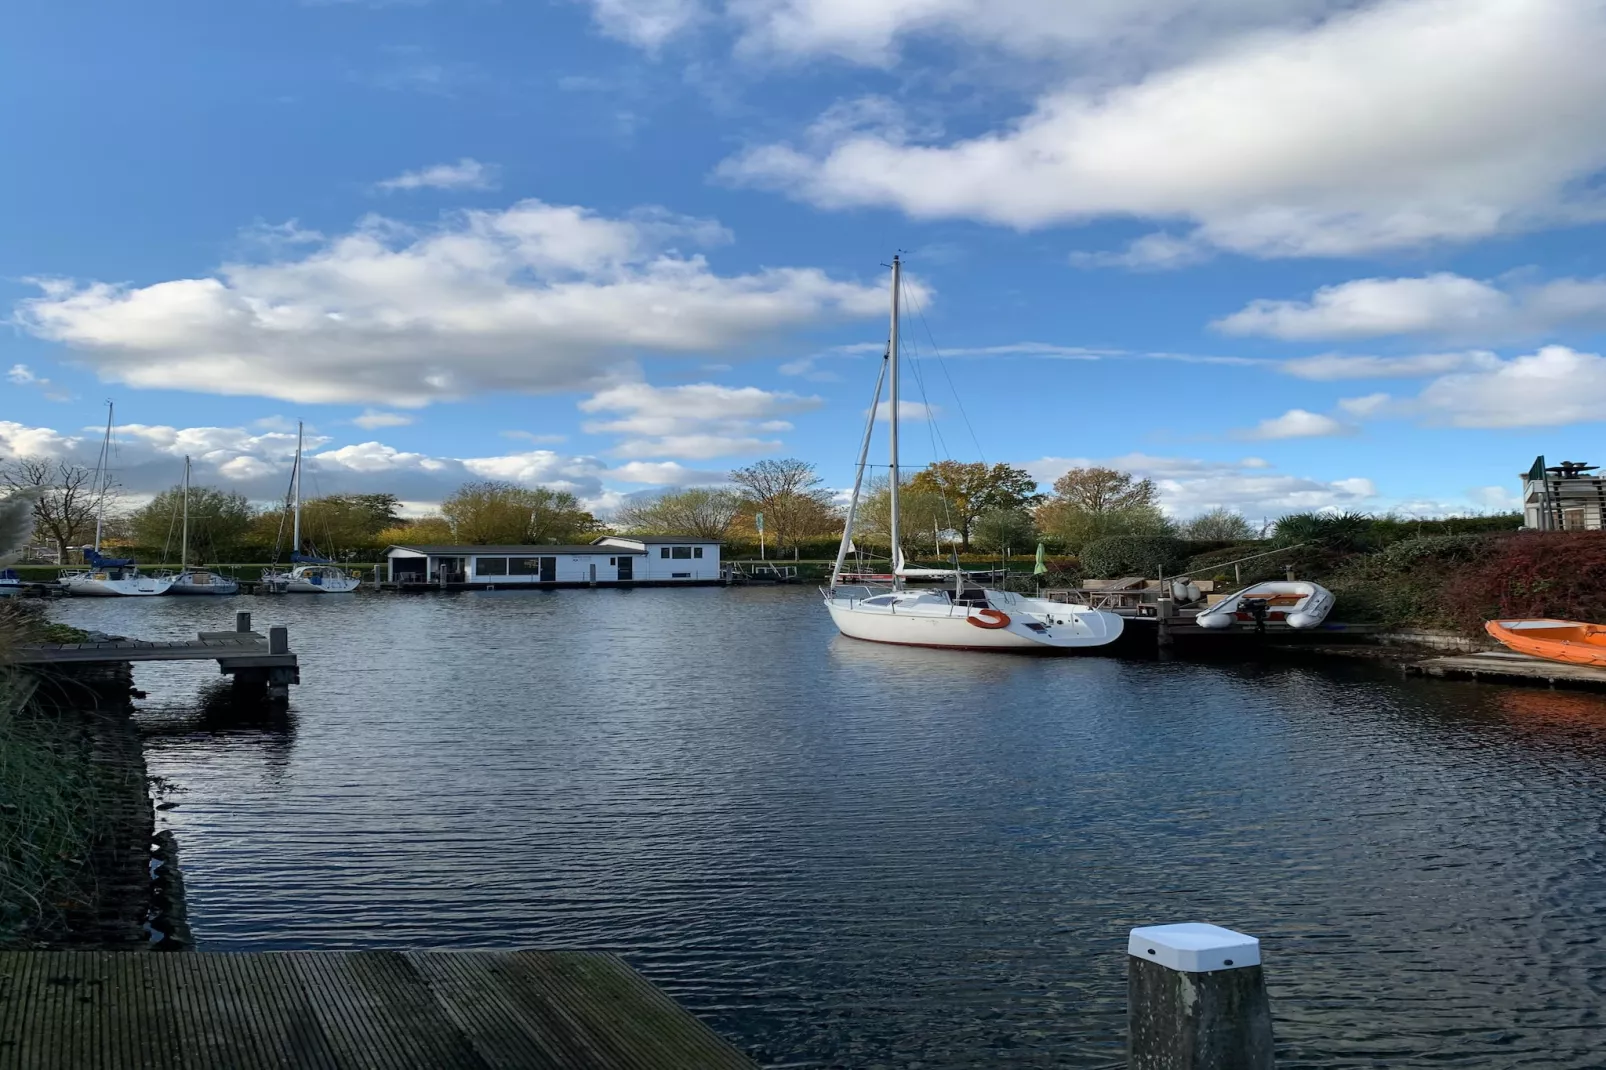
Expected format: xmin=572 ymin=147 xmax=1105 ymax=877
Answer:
xmin=236 ymin=611 xmax=251 ymax=633
xmin=1127 ymin=922 xmax=1275 ymax=1070
xmin=1156 ymin=595 xmax=1175 ymax=650
xmin=1285 ymin=566 xmax=1296 ymax=582
xmin=269 ymin=626 xmax=288 ymax=656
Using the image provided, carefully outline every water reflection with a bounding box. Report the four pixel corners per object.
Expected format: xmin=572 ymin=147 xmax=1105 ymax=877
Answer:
xmin=49 ymin=588 xmax=1606 ymax=1069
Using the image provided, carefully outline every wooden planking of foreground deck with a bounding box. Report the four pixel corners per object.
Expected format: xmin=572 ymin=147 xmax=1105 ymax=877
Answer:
xmin=0 ymin=950 xmax=757 ymax=1070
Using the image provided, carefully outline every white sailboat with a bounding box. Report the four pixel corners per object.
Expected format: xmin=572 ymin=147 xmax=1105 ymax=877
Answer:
xmin=822 ymin=257 xmax=1123 ymax=651
xmin=260 ymin=422 xmax=361 ymax=594
xmin=59 ymin=403 xmax=174 ymax=597
xmin=168 ymin=456 xmax=240 ymax=596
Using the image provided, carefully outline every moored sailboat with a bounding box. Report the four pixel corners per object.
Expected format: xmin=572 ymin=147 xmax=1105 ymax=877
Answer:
xmin=260 ymin=422 xmax=361 ymax=594
xmin=59 ymin=403 xmax=174 ymax=597
xmin=168 ymin=456 xmax=240 ymax=595
xmin=821 ymin=257 xmax=1123 ymax=651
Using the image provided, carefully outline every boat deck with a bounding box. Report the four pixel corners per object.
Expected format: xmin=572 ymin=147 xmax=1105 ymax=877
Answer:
xmin=0 ymin=950 xmax=757 ymax=1069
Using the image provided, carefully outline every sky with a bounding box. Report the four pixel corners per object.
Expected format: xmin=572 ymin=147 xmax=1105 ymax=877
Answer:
xmin=5 ymin=0 xmax=1606 ymax=521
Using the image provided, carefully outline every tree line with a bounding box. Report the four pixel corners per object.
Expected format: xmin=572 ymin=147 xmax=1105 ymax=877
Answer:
xmin=1 ymin=450 xmax=1266 ymax=563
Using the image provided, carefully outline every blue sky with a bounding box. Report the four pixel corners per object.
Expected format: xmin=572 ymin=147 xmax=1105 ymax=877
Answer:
xmin=5 ymin=0 xmax=1606 ymax=520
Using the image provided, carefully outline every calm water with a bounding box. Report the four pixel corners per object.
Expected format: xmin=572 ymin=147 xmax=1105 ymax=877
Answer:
xmin=56 ymin=588 xmax=1606 ymax=1068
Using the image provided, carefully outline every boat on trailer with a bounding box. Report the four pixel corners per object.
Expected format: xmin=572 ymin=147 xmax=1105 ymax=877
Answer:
xmin=1485 ymin=619 xmax=1606 ymax=667
xmin=1195 ymin=581 xmax=1335 ymax=630
xmin=820 ymin=255 xmax=1123 ymax=652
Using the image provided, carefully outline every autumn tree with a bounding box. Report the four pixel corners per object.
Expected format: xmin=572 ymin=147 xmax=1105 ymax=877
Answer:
xmin=970 ymin=508 xmax=1038 ymax=554
xmin=616 ymin=487 xmax=744 ymax=540
xmin=1035 ymin=466 xmax=1171 ymax=552
xmin=374 ymin=517 xmax=456 ymax=547
xmin=441 ymin=482 xmax=598 ymax=545
xmin=128 ymin=485 xmax=256 ymax=560
xmin=855 ymin=480 xmax=952 ymax=557
xmin=729 ymin=459 xmax=838 ymax=555
xmin=905 ymin=460 xmax=1040 ymax=549
xmin=1180 ymin=507 xmax=1255 ymax=542
xmin=0 ymin=457 xmax=112 ymax=561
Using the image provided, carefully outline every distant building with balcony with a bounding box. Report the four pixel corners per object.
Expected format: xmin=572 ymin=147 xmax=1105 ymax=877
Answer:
xmin=1522 ymin=456 xmax=1606 ymax=530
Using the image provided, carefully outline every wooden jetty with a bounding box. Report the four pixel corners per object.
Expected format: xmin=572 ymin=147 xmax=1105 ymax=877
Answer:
xmin=2 ymin=612 xmax=299 ymax=700
xmin=0 ymin=949 xmax=756 ymax=1070
xmin=1407 ymin=649 xmax=1606 ymax=691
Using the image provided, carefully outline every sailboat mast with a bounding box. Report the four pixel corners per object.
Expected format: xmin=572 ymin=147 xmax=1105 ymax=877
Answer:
xmin=831 ymin=346 xmax=889 ymax=586
xmin=181 ymin=456 xmax=190 ymax=570
xmin=292 ymin=421 xmax=303 ymax=554
xmin=93 ymin=401 xmax=113 ymax=553
xmin=888 ymin=256 xmax=902 ymax=584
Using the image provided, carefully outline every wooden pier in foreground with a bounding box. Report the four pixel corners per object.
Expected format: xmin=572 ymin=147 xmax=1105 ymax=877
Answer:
xmin=1407 ymin=648 xmax=1606 ymax=690
xmin=0 ymin=949 xmax=756 ymax=1070
xmin=2 ymin=613 xmax=300 ymax=700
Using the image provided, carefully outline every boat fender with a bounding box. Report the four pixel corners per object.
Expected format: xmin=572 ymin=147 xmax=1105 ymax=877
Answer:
xmin=968 ymin=608 xmax=1011 ymax=629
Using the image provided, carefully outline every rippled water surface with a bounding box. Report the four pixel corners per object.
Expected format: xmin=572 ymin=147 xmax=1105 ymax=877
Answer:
xmin=56 ymin=587 xmax=1606 ymax=1067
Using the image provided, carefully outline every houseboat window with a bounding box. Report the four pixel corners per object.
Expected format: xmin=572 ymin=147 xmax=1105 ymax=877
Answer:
xmin=660 ymin=548 xmax=670 ymax=558
xmin=508 ymin=557 xmax=542 ymax=574
xmin=475 ymin=557 xmax=508 ymax=576
xmin=693 ymin=547 xmax=703 ymax=558
xmin=672 ymin=572 xmax=691 ymax=578
xmin=671 ymin=546 xmax=692 ymax=559
xmin=609 ymin=557 xmax=616 ymax=565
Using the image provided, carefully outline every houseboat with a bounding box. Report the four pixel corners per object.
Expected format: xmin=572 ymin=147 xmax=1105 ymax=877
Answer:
xmin=382 ymin=535 xmax=723 ymax=589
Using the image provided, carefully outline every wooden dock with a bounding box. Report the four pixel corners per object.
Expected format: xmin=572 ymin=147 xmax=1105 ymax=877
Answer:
xmin=0 ymin=950 xmax=756 ymax=1069
xmin=1407 ymin=649 xmax=1606 ymax=690
xmin=2 ymin=613 xmax=300 ymax=700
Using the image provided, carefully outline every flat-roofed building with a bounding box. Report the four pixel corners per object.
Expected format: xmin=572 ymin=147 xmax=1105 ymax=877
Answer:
xmin=382 ymin=536 xmax=722 ymax=588
xmin=1522 ymin=456 xmax=1606 ymax=531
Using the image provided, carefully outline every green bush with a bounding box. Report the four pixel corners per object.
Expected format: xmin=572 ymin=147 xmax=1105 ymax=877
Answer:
xmin=1081 ymin=535 xmax=1187 ymax=579
xmin=1375 ymin=534 xmax=1488 ymax=570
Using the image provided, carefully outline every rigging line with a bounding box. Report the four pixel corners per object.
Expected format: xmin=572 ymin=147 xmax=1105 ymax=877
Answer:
xmin=897 ymin=273 xmax=960 ymax=548
xmin=904 ymin=284 xmax=987 ymax=466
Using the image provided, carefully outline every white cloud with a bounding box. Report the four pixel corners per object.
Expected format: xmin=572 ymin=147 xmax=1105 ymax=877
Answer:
xmin=1239 ymin=408 xmax=1352 ymax=440
xmin=16 ymin=199 xmax=887 ymax=406
xmin=586 ymin=0 xmax=702 ymax=48
xmin=1337 ymin=392 xmax=1392 ymax=417
xmin=502 ymin=430 xmax=569 ymax=444
xmin=1279 ymin=351 xmax=1501 ymax=381
xmin=1023 ymin=452 xmax=1377 ymax=518
xmin=720 ymin=0 xmax=1606 ymax=258
xmin=606 ymin=460 xmax=728 ymax=485
xmin=375 ymin=158 xmax=500 ymax=192
xmin=353 ymin=409 xmax=415 ymax=429
xmin=1413 ymin=345 xmax=1606 ymax=428
xmin=1070 ymin=233 xmax=1211 ymax=271
xmin=874 ymin=399 xmax=936 ymax=422
xmin=6 ymin=363 xmax=70 ymax=401
xmin=579 ymin=380 xmax=822 ymax=458
xmin=1217 ymin=273 xmax=1606 ymax=340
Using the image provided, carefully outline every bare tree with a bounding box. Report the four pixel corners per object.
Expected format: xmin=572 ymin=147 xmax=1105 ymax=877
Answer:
xmin=616 ymin=488 xmax=744 ymax=540
xmin=0 ymin=458 xmax=110 ymax=561
xmin=729 ymin=459 xmax=836 ymax=555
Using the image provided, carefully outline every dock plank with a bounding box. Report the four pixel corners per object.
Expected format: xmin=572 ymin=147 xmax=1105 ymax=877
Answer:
xmin=0 ymin=952 xmax=756 ymax=1070
xmin=1409 ymin=650 xmax=1606 ymax=690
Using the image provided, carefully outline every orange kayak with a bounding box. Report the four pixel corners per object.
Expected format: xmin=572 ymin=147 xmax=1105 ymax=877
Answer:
xmin=1485 ymin=619 xmax=1606 ymax=667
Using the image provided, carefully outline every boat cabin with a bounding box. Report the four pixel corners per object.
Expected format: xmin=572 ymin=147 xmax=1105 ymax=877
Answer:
xmin=382 ymin=536 xmax=722 ymax=588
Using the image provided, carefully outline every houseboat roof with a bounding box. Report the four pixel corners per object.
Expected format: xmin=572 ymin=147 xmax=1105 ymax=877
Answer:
xmin=592 ymin=535 xmax=723 ymax=545
xmin=386 ymin=544 xmax=646 ymax=556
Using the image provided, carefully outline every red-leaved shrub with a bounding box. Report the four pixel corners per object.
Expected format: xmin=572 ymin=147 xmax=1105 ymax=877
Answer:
xmin=1442 ymin=532 xmax=1606 ymax=633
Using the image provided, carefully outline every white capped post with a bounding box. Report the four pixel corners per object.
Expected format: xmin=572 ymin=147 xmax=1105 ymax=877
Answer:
xmin=1127 ymin=923 xmax=1275 ymax=1069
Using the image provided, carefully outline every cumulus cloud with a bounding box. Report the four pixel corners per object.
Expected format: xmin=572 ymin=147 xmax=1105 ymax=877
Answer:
xmin=16 ymin=199 xmax=888 ymax=406
xmin=1217 ymin=273 xmax=1606 ymax=340
xmin=720 ymin=0 xmax=1606 ymax=258
xmin=1412 ymin=345 xmax=1606 ymax=428
xmin=874 ymin=399 xmax=937 ymax=422
xmin=586 ymin=0 xmax=702 ymax=48
xmin=353 ymin=410 xmax=415 ymax=429
xmin=375 ymin=158 xmax=499 ymax=192
xmin=1022 ymin=452 xmax=1376 ymax=518
xmin=579 ymin=380 xmax=821 ymax=458
xmin=1238 ymin=408 xmax=1352 ymax=440
xmin=1279 ymin=351 xmax=1502 ymax=381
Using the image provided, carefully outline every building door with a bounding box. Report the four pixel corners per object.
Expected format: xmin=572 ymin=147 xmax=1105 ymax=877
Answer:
xmin=540 ymin=557 xmax=556 ymax=582
xmin=617 ymin=556 xmax=633 ymax=581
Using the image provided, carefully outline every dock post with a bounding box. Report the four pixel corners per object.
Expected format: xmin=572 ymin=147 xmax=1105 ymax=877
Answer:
xmin=1156 ymin=595 xmax=1174 ymax=651
xmin=236 ymin=611 xmax=251 ymax=633
xmin=269 ymin=626 xmax=288 ymax=656
xmin=1127 ymin=923 xmax=1274 ymax=1070
xmin=1285 ymin=566 xmax=1296 ymax=582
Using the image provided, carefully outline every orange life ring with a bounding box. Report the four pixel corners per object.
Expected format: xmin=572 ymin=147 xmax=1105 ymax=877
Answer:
xmin=968 ymin=608 xmax=1011 ymax=629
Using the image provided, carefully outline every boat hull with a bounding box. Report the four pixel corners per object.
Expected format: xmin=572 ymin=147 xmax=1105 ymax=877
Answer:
xmin=825 ymin=592 xmax=1123 ymax=651
xmin=168 ymin=571 xmax=240 ymax=595
xmin=61 ymin=576 xmax=173 ymax=597
xmin=1485 ymin=619 xmax=1606 ymax=667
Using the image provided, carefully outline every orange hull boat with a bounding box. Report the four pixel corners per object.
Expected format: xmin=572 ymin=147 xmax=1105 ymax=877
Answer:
xmin=1485 ymin=619 xmax=1606 ymax=667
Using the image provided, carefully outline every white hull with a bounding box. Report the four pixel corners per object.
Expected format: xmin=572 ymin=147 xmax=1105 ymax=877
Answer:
xmin=825 ymin=588 xmax=1123 ymax=650
xmin=1196 ymin=581 xmax=1335 ymax=630
xmin=61 ymin=573 xmax=173 ymax=597
xmin=263 ymin=566 xmax=361 ymax=594
xmin=168 ymin=570 xmax=240 ymax=595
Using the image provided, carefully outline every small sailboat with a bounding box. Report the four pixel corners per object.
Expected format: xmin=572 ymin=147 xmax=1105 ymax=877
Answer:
xmin=1485 ymin=619 xmax=1606 ymax=667
xmin=822 ymin=256 xmax=1123 ymax=652
xmin=59 ymin=403 xmax=174 ymax=597
xmin=168 ymin=457 xmax=240 ymax=596
xmin=1195 ymin=581 xmax=1335 ymax=630
xmin=0 ymin=569 xmax=22 ymax=597
xmin=260 ymin=422 xmax=361 ymax=595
